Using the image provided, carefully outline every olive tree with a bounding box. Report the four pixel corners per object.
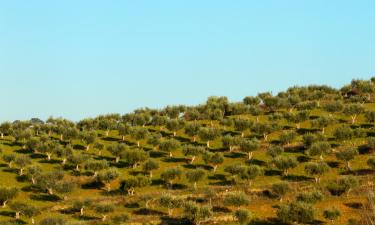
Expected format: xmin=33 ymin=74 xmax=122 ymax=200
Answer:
xmin=158 ymin=193 xmax=182 ymax=216
xmin=14 ymin=155 xmax=31 ymax=176
xmin=72 ymin=198 xmax=92 ymax=217
xmin=84 ymin=159 xmax=109 ymax=177
xmin=343 ymin=104 xmax=364 ymax=124
xmin=80 ymin=130 xmax=97 ymax=151
xmin=2 ymin=153 xmax=16 ymax=168
xmin=277 ymin=202 xmax=315 ymax=224
xmin=166 ymin=119 xmax=185 ymax=136
xmin=130 ymin=127 xmax=149 ymax=147
xmin=185 ymin=123 xmax=201 ymax=142
xmin=202 ymin=151 xmax=224 ymax=172
xmin=182 ymin=145 xmax=204 ymax=164
xmin=159 ymin=139 xmax=181 ymax=158
xmin=160 ymin=168 xmax=182 ymax=188
xmin=198 ymin=127 xmax=221 ymax=148
xmin=266 ymin=145 xmax=284 ymax=158
xmin=308 ymin=141 xmax=331 ymax=160
xmin=234 ymin=209 xmax=252 ymax=225
xmin=304 ymin=161 xmax=329 ymax=183
xmin=271 ymin=182 xmax=290 ymax=202
xmin=95 ymin=204 xmax=114 ymax=222
xmin=120 ymin=175 xmax=151 ymax=195
xmin=222 ymin=135 xmax=240 ymax=152
xmin=121 ymin=149 xmax=148 ymax=168
xmin=183 ymin=201 xmax=212 ymax=225
xmin=106 ymin=143 xmax=128 ymax=163
xmin=323 ymin=208 xmax=341 ymax=224
xmin=272 ymin=155 xmax=298 ymax=176
xmin=186 ymin=169 xmax=206 ymax=189
xmin=96 ymin=168 xmax=119 ymax=192
xmin=335 ymin=147 xmax=358 ymax=171
xmin=326 ymin=176 xmax=358 ymax=196
xmin=143 ymin=159 xmax=159 ymax=177
xmin=239 ymin=138 xmax=260 ymax=160
xmin=223 ymin=192 xmax=250 ymax=209
xmin=0 ymin=187 xmax=18 ymax=208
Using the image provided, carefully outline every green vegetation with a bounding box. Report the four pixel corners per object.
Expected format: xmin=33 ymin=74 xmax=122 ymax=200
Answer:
xmin=1 ymin=78 xmax=375 ymax=224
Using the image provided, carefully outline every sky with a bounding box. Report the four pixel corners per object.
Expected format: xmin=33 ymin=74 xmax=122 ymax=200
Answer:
xmin=0 ymin=1 xmax=375 ymax=122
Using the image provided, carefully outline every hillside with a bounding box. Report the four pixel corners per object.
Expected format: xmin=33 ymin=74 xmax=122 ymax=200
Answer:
xmin=1 ymin=78 xmax=375 ymax=225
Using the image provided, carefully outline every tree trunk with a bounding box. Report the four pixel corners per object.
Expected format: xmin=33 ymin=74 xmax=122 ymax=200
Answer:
xmin=8 ymin=162 xmax=12 ymax=168
xmin=346 ymin=161 xmax=352 ymax=171
xmin=169 ymin=152 xmax=173 ymax=158
xmin=263 ymin=134 xmax=268 ymax=141
xmin=122 ymin=136 xmax=125 ymax=141
xmin=102 ymin=215 xmax=107 ymax=222
xmin=194 ymin=182 xmax=197 ymax=190
xmin=213 ymin=165 xmax=218 ymax=172
xmin=86 ymin=145 xmax=90 ymax=151
xmin=75 ymin=164 xmax=80 ymax=171
xmin=62 ymin=158 xmax=67 ymax=165
xmin=80 ymin=207 xmax=84 ymax=216
xmin=31 ymin=176 xmax=36 ymax=185
xmin=248 ymin=152 xmax=253 ymax=160
xmin=351 ymin=115 xmax=357 ymax=124
xmin=2 ymin=200 xmax=7 ymax=208
xmin=241 ymin=132 xmax=244 ymax=138
xmin=173 ymin=131 xmax=177 ymax=136
xmin=115 ymin=157 xmax=120 ymax=163
xmin=47 ymin=153 xmax=51 ymax=161
xmin=150 ymin=171 xmax=153 ymax=178
xmin=190 ymin=156 xmax=196 ymax=164
xmin=0 ymin=133 xmax=3 ymax=139
xmin=137 ymin=141 xmax=140 ymax=147
xmin=106 ymin=183 xmax=111 ymax=192
xmin=48 ymin=188 xmax=54 ymax=195
xmin=193 ymin=136 xmax=197 ymax=142
xmin=19 ymin=168 xmax=24 ymax=176
xmin=15 ymin=211 xmax=20 ymax=219
xmin=105 ymin=130 xmax=109 ymax=136
xmin=31 ymin=217 xmax=35 ymax=225
xmin=207 ymin=141 xmax=210 ymax=148
xmin=322 ymin=127 xmax=325 ymax=134
xmin=60 ymin=134 xmax=63 ymax=141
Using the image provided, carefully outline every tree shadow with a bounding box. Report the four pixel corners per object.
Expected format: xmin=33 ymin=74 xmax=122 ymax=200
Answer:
xmin=133 ymin=208 xmax=166 ymax=216
xmin=284 ymin=145 xmax=304 ymax=153
xmin=0 ymin=211 xmax=15 ymax=218
xmin=212 ymin=206 xmax=231 ymax=213
xmin=124 ymin=202 xmax=140 ymax=208
xmin=297 ymin=155 xmax=311 ymax=163
xmin=30 ymin=193 xmax=61 ymax=202
xmin=208 ymin=173 xmax=226 ymax=181
xmin=358 ymin=145 xmax=374 ymax=154
xmin=149 ymin=150 xmax=167 ymax=158
xmin=264 ymin=169 xmax=282 ymax=176
xmin=246 ymin=159 xmax=267 ymax=166
xmin=224 ymin=152 xmax=246 ymax=158
xmin=159 ymin=216 xmax=192 ymax=225
xmin=281 ymin=174 xmax=313 ymax=182
xmin=30 ymin=153 xmax=45 ymax=159
xmin=340 ymin=169 xmax=374 ymax=176
xmin=151 ymin=179 xmax=164 ymax=186
xmin=249 ymin=218 xmax=288 ymax=225
xmin=163 ymin=157 xmax=188 ymax=163
xmin=38 ymin=159 xmax=61 ymax=164
xmin=345 ymin=202 xmax=363 ymax=209
xmin=327 ymin=161 xmax=340 ymax=168
xmin=81 ymin=181 xmax=104 ymax=189
xmin=14 ymin=149 xmax=32 ymax=154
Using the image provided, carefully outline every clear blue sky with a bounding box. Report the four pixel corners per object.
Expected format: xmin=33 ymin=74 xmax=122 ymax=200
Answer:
xmin=1 ymin=1 xmax=374 ymax=122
